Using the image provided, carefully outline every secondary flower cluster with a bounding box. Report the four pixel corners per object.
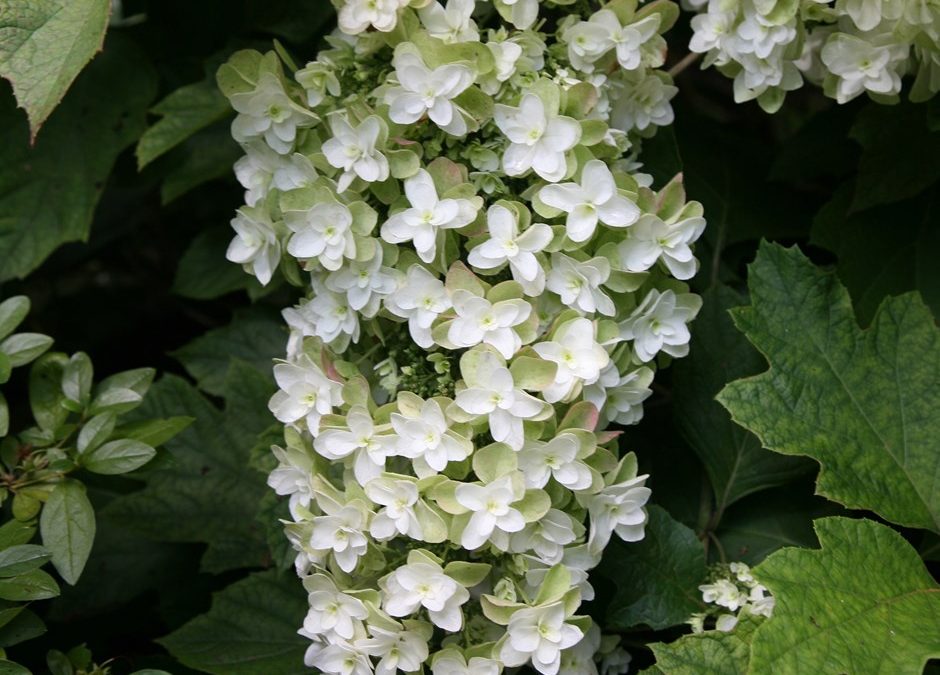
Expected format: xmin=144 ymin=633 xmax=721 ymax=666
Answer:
xmin=690 ymin=562 xmax=775 ymax=633
xmin=687 ymin=0 xmax=940 ymax=109
xmin=220 ymin=1 xmax=705 ymax=673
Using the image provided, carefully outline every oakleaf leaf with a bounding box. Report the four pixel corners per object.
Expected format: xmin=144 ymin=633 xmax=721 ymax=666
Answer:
xmin=0 ymin=0 xmax=111 ymax=138
xmin=750 ymin=517 xmax=940 ymax=674
xmin=718 ymin=242 xmax=940 ymax=532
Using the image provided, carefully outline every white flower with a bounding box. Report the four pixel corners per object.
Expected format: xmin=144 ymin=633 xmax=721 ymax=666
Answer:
xmin=384 ymin=265 xmax=452 ymax=348
xmin=821 ymin=33 xmax=905 ymax=103
xmin=303 ymin=282 xmax=361 ymax=351
xmin=498 ymin=0 xmax=539 ymax=29
xmin=518 ymin=433 xmax=593 ymax=491
xmin=600 ymin=645 xmax=633 ymax=675
xmin=390 ymin=397 xmax=472 ymax=474
xmin=382 ymin=561 xmax=470 ymax=630
xmin=747 ymin=584 xmax=775 ymax=618
xmin=617 ymin=213 xmax=706 ymax=280
xmin=447 ymin=290 xmax=531 ymax=359
xmin=357 ymin=624 xmax=430 ymax=675
xmin=339 ymin=0 xmax=407 ymax=34
xmin=325 ymin=248 xmax=397 ymax=318
xmin=268 ymin=445 xmax=315 ymax=518
xmin=533 ymin=318 xmax=610 ymax=403
xmin=558 ymin=622 xmax=600 ymax=675
xmin=609 ymin=70 xmax=677 ymax=132
xmin=538 ymin=159 xmax=640 ymax=242
xmin=467 ymin=204 xmax=553 ymax=295
xmin=385 ymin=49 xmax=474 ymax=135
xmin=268 ymin=356 xmax=343 ymax=433
xmin=419 ymin=0 xmax=479 ymax=43
xmin=499 ymin=602 xmax=584 ymax=675
xmin=431 ymin=650 xmax=501 ymax=675
xmin=295 ymin=60 xmax=341 ymax=107
xmin=564 ymin=14 xmax=616 ymax=72
xmin=586 ymin=365 xmax=654 ymax=425
xmin=285 ymin=201 xmax=356 ymax=272
xmin=381 ymin=169 xmax=479 ymax=263
xmin=619 ymin=289 xmax=701 ymax=363
xmin=700 ymin=579 xmax=748 ymax=611
xmin=689 ymin=9 xmax=737 ymax=57
xmin=582 ymin=473 xmax=651 ymax=555
xmin=230 ymin=72 xmax=314 ymax=153
xmin=310 ymin=503 xmax=370 ymax=573
xmin=455 ymin=474 xmax=526 ymax=549
xmin=322 ymin=114 xmax=390 ymax=192
xmin=365 ymin=476 xmax=423 ymax=540
xmin=524 ymin=545 xmax=599 ymax=602
xmin=546 ymin=253 xmax=615 ymax=317
xmin=225 ymin=205 xmax=280 ymax=285
xmin=234 ymin=143 xmax=317 ymax=206
xmin=493 ymin=93 xmax=582 ymax=182
xmin=481 ymin=36 xmax=524 ymax=94
xmin=734 ymin=13 xmax=796 ymax=60
xmin=303 ymin=574 xmax=369 ymax=640
xmin=310 ymin=642 xmax=372 ymax=675
xmin=508 ymin=508 xmax=579 ymax=564
xmin=454 ymin=349 xmax=550 ymax=449
xmin=573 ymin=10 xmax=663 ymax=71
xmin=315 ymin=406 xmax=395 ymax=485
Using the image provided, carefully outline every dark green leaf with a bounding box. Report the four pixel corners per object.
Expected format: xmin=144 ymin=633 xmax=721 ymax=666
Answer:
xmin=102 ymin=367 xmax=273 ymax=573
xmin=77 ymin=413 xmax=117 ymax=454
xmin=159 ymin=570 xmax=308 ymax=675
xmin=110 ymin=416 xmax=194 ymax=448
xmin=0 ymin=38 xmax=157 ymax=281
xmin=672 ymin=286 xmax=808 ymax=515
xmin=172 ymin=227 xmax=261 ymax=301
xmin=604 ymin=506 xmax=706 ymax=630
xmin=0 ymin=334 xmax=53 ymax=368
xmin=0 ymin=521 xmax=36 ymax=550
xmin=160 ymin=125 xmax=241 ymax=204
xmin=719 ymin=243 xmax=940 ymax=532
xmin=40 ymin=480 xmax=96 ymax=585
xmin=136 ymin=79 xmax=231 ymax=169
xmin=82 ymin=439 xmax=156 ymax=474
xmin=849 ymin=101 xmax=940 ymax=212
xmin=0 ymin=660 xmax=30 ymax=675
xmin=61 ymin=352 xmax=93 ymax=406
xmin=0 ymin=609 xmax=45 ymax=648
xmin=172 ymin=307 xmax=283 ymax=396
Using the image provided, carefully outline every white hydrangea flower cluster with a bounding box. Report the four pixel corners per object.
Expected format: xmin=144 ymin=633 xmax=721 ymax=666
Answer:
xmin=687 ymin=0 xmax=940 ymax=110
xmin=690 ymin=562 xmax=775 ymax=633
xmin=220 ymin=1 xmax=705 ymax=673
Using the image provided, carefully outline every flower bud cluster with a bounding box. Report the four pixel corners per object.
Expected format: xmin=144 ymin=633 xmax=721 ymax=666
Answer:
xmin=687 ymin=0 xmax=940 ymax=109
xmin=690 ymin=562 xmax=775 ymax=633
xmin=220 ymin=1 xmax=706 ymax=673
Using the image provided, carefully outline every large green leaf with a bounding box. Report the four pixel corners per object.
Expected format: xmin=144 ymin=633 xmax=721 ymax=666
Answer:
xmin=649 ymin=614 xmax=760 ymax=675
xmin=0 ymin=0 xmax=111 ymax=137
xmin=812 ymin=185 xmax=939 ymax=325
xmin=136 ymin=78 xmax=231 ymax=169
xmin=39 ymin=480 xmax=95 ymax=586
xmin=719 ymin=243 xmax=940 ymax=533
xmin=604 ymin=506 xmax=706 ymax=630
xmin=172 ymin=227 xmax=261 ymax=300
xmin=101 ymin=364 xmax=274 ymax=573
xmin=172 ymin=307 xmax=284 ymax=396
xmin=0 ymin=38 xmax=157 ymax=281
xmin=750 ymin=517 xmax=940 ymax=674
xmin=159 ymin=570 xmax=308 ymax=675
xmin=672 ymin=286 xmax=808 ymax=516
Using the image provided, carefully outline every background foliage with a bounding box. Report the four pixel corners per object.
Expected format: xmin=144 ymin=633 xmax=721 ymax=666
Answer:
xmin=0 ymin=0 xmax=936 ymax=673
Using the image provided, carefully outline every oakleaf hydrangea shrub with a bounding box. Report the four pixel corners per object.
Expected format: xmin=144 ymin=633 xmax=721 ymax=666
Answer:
xmin=220 ymin=1 xmax=710 ymax=672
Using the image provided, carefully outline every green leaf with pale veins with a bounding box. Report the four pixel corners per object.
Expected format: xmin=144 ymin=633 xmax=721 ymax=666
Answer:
xmin=718 ymin=242 xmax=940 ymax=532
xmin=672 ymin=286 xmax=808 ymax=516
xmin=136 ymin=78 xmax=231 ymax=169
xmin=39 ymin=480 xmax=95 ymax=585
xmin=604 ymin=506 xmax=706 ymax=630
xmin=159 ymin=570 xmax=308 ymax=675
xmin=750 ymin=517 xmax=940 ymax=674
xmin=0 ymin=38 xmax=157 ymax=281
xmin=650 ymin=615 xmax=760 ymax=675
xmin=101 ymin=363 xmax=274 ymax=573
xmin=0 ymin=0 xmax=111 ymax=137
